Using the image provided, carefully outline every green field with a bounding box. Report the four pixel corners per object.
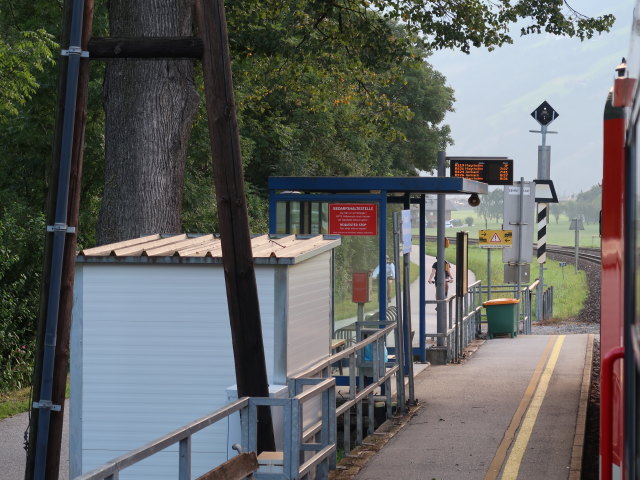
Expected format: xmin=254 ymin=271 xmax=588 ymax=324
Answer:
xmin=425 ymin=241 xmax=587 ymax=321
xmin=417 ymin=205 xmax=590 ymax=321
xmin=334 ymin=261 xmax=420 ymax=321
xmin=419 ymin=208 xmax=600 ymax=248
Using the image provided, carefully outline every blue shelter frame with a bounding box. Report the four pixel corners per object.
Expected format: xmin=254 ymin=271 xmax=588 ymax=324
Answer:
xmin=268 ymin=176 xmax=488 ymax=362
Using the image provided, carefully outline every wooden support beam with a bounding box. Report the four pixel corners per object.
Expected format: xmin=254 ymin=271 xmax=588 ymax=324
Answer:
xmin=88 ymin=37 xmax=203 ymax=58
xmin=195 ymin=452 xmax=259 ymax=480
xmin=195 ymin=0 xmax=275 ymax=452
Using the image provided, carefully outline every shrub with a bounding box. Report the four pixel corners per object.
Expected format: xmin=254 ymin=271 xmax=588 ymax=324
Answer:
xmin=465 ymin=216 xmax=474 ymax=226
xmin=0 ymin=202 xmax=43 ymax=392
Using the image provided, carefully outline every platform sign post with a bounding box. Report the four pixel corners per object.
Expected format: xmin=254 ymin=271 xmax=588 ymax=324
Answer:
xmin=479 ymin=230 xmax=512 ymax=300
xmin=503 ymin=179 xmax=534 ymax=333
xmin=570 ymin=217 xmax=584 ymax=272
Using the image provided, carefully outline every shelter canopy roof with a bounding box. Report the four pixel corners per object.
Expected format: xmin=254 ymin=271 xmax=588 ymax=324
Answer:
xmin=268 ymin=176 xmax=488 ymax=195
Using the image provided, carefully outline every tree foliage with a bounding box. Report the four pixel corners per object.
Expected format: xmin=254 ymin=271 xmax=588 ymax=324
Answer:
xmin=0 ymin=29 xmax=55 ymax=121
xmin=562 ymin=185 xmax=601 ymax=224
xmin=477 ymin=188 xmax=504 ymax=227
xmin=0 ymin=0 xmax=616 ymax=390
xmin=369 ymin=0 xmax=614 ymax=52
xmin=0 ymin=0 xmax=57 ymax=122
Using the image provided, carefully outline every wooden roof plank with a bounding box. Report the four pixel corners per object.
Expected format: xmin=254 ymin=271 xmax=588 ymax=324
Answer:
xmin=144 ymin=234 xmax=216 ymax=256
xmin=112 ymin=234 xmax=188 ymax=256
xmin=79 ymin=234 xmax=162 ymax=256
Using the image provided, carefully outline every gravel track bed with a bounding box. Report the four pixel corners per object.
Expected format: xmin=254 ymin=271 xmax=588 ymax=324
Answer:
xmin=530 ymin=253 xmax=600 ymax=335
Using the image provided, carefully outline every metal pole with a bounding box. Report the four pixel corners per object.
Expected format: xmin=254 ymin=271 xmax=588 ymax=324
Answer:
xmin=31 ymin=1 xmax=85 ymax=477
xmin=392 ymin=213 xmax=406 ymax=412
xmin=536 ymin=125 xmax=549 ymax=324
xmin=537 ymin=229 xmax=544 ymax=321
xmin=487 ymin=248 xmax=492 ymax=300
xmin=403 ymin=249 xmax=415 ymax=404
xmin=401 ymin=198 xmax=415 ymax=404
xmin=516 ymin=177 xmax=524 ymax=301
xmin=419 ymin=194 xmax=426 ymax=362
xmin=436 ymin=151 xmax=446 ymax=347
xmin=574 ymin=220 xmax=579 ymax=272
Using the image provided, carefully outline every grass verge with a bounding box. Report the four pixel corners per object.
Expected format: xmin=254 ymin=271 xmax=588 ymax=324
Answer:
xmin=334 ymin=261 xmax=420 ymax=321
xmin=425 ymin=243 xmax=587 ymax=320
xmin=0 ymin=387 xmax=31 ymax=421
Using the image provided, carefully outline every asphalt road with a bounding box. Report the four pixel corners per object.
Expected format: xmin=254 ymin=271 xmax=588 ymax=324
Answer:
xmin=0 ymin=400 xmax=69 ymax=480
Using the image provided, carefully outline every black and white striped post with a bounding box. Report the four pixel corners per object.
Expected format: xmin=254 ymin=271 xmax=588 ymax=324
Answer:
xmin=537 ymin=203 xmax=548 ymax=264
xmin=530 ymin=101 xmax=559 ymax=323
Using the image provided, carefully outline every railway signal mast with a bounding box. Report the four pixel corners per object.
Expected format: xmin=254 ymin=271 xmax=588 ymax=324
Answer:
xmin=529 ymin=101 xmax=559 ymax=322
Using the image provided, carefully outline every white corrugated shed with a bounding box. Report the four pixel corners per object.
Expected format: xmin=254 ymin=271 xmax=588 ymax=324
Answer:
xmin=70 ymin=233 xmax=340 ymax=479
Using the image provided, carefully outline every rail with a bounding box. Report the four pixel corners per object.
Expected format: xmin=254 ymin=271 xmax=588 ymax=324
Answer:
xmin=73 ymin=377 xmax=339 ymax=480
xmin=425 ymin=280 xmax=483 ymax=363
xmin=73 ymin=398 xmax=250 ymax=480
xmin=424 ymin=278 xmax=545 ymax=361
xmin=294 ymin=320 xmax=403 ymax=455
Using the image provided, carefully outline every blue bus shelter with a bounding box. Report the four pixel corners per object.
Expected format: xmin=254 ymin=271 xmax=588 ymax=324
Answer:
xmin=268 ymin=176 xmax=488 ymax=362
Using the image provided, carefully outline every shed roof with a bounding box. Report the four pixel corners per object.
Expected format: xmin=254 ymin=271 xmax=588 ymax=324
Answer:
xmin=77 ymin=233 xmax=341 ymax=265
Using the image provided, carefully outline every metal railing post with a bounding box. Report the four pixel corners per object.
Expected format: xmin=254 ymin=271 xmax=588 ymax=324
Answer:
xmin=178 ymin=437 xmax=191 ymax=480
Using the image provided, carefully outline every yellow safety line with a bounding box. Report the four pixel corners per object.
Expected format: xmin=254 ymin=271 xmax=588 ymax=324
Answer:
xmin=484 ymin=336 xmax=556 ymax=480
xmin=501 ymin=335 xmax=566 ymax=479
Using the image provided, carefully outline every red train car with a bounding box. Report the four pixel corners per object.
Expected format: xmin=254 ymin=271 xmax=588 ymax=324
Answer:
xmin=600 ymin=44 xmax=640 ymax=480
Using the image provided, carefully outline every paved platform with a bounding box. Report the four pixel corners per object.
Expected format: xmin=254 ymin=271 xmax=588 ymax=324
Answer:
xmin=353 ymin=334 xmax=594 ymax=480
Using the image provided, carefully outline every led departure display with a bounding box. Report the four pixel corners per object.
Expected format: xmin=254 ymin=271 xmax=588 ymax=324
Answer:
xmin=449 ymin=157 xmax=513 ymax=185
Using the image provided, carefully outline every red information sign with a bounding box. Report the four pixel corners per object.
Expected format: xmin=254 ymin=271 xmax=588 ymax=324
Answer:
xmin=329 ymin=204 xmax=378 ymax=236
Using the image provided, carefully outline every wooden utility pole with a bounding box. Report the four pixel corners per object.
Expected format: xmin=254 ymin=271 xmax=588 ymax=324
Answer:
xmin=195 ymin=0 xmax=275 ymax=451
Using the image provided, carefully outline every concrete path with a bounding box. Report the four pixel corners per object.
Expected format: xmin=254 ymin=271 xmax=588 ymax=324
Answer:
xmin=353 ymin=334 xmax=592 ymax=480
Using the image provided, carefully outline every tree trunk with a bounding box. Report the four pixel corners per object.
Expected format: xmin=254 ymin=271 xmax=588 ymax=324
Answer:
xmin=97 ymin=0 xmax=200 ymax=245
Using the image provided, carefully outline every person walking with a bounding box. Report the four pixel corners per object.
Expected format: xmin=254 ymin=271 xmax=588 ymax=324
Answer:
xmin=372 ymin=255 xmax=396 ymax=302
xmin=428 ymin=260 xmax=453 ymax=296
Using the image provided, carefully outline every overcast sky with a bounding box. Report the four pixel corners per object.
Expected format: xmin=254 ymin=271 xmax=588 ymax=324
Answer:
xmin=426 ymin=1 xmax=634 ymax=197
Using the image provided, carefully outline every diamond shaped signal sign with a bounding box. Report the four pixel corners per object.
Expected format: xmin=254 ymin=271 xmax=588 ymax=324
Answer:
xmin=531 ymin=101 xmax=558 ymax=126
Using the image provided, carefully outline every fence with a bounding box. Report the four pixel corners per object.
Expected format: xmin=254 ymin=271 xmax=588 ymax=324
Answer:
xmin=296 ymin=320 xmax=402 ymax=455
xmin=425 ymin=280 xmax=484 ymax=363
xmin=424 ymin=278 xmax=550 ymax=362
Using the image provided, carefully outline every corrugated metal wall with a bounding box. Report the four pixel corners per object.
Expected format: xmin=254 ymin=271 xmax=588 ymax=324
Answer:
xmin=71 ymin=263 xmax=277 ymax=479
xmin=286 ymin=252 xmax=331 ymax=375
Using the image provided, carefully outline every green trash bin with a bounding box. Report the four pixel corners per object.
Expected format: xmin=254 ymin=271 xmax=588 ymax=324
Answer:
xmin=482 ymin=298 xmax=520 ymax=338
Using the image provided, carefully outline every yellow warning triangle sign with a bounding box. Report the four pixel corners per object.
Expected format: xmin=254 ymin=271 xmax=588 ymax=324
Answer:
xmin=490 ymin=233 xmax=501 ymax=243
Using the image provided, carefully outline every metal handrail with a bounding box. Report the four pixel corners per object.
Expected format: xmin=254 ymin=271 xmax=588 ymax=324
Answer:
xmin=74 ymin=397 xmax=250 ymax=480
xmin=75 ymin=318 xmax=401 ymax=479
xmin=291 ymin=323 xmax=396 ymax=380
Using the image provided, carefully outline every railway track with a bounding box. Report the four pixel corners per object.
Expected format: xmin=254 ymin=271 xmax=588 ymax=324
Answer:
xmin=546 ymin=245 xmax=601 ymax=265
xmin=418 ymin=234 xmax=602 ymax=265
